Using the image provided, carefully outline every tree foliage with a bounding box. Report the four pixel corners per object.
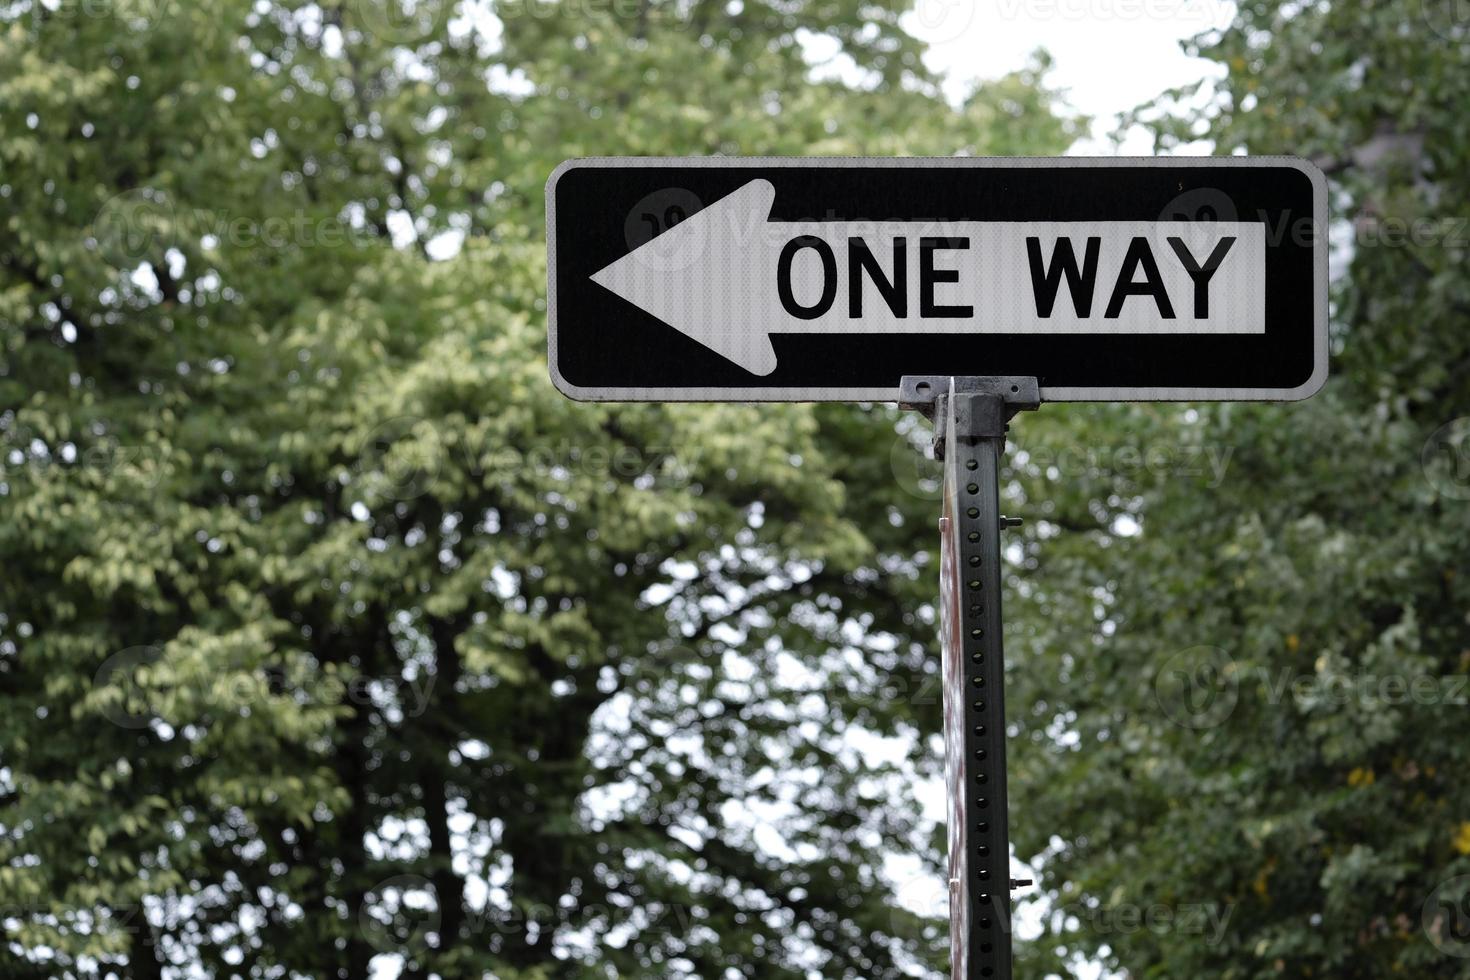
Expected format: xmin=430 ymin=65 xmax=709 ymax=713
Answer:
xmin=1015 ymin=5 xmax=1470 ymax=977
xmin=0 ymin=2 xmax=1075 ymax=977
xmin=13 ymin=2 xmax=1461 ymax=978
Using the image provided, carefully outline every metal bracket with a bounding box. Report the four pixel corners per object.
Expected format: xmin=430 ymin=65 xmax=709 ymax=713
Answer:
xmin=899 ymin=376 xmax=1041 ymax=458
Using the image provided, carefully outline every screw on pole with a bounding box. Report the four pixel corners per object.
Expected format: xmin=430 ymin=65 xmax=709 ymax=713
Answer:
xmin=900 ymin=376 xmax=1039 ymax=980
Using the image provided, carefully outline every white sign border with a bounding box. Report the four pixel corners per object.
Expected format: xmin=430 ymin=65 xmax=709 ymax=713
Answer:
xmin=546 ymin=156 xmax=1329 ymax=403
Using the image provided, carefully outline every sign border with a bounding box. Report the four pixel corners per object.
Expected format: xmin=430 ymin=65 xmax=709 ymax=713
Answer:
xmin=546 ymin=156 xmax=1329 ymax=403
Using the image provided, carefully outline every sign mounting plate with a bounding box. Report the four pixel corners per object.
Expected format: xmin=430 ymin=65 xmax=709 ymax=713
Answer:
xmin=546 ymin=157 xmax=1328 ymax=403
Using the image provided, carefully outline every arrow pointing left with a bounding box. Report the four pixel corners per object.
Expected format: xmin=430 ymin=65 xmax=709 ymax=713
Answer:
xmin=592 ymin=179 xmax=786 ymax=375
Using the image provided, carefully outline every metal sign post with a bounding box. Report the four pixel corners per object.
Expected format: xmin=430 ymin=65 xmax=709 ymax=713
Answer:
xmin=904 ymin=377 xmax=1038 ymax=980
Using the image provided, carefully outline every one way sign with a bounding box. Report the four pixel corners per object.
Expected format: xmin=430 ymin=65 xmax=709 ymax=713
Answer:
xmin=546 ymin=158 xmax=1327 ymax=402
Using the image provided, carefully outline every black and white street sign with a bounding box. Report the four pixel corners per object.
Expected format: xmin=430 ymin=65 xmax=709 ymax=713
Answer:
xmin=546 ymin=158 xmax=1328 ymax=402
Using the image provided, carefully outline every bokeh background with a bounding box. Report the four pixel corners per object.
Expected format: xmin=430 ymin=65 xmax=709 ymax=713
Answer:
xmin=2 ymin=1 xmax=1469 ymax=977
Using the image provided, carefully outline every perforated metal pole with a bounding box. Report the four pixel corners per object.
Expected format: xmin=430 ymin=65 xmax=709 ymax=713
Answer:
xmin=901 ymin=377 xmax=1039 ymax=980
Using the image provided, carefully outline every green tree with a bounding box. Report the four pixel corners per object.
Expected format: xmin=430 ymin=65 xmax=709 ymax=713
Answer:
xmin=1010 ymin=4 xmax=1470 ymax=977
xmin=0 ymin=1 xmax=1074 ymax=977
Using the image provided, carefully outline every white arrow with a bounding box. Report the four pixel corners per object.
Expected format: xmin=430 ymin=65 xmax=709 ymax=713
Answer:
xmin=591 ymin=179 xmax=1265 ymax=376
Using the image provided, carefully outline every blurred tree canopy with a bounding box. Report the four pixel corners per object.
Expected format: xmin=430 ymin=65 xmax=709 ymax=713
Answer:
xmin=0 ymin=1 xmax=1076 ymax=977
xmin=1012 ymin=4 xmax=1470 ymax=978
xmin=6 ymin=0 xmax=1467 ymax=978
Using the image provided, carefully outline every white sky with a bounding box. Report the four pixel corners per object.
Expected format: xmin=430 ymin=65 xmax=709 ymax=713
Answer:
xmin=903 ymin=0 xmax=1236 ymax=153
